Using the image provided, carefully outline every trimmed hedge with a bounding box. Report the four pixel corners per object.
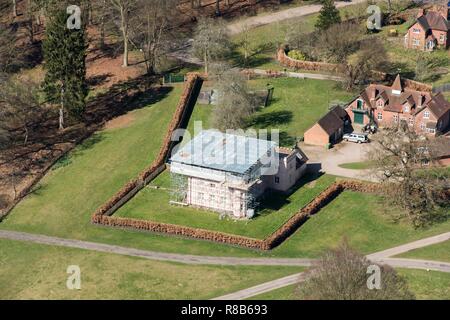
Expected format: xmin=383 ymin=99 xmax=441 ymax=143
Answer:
xmin=92 ymin=73 xmax=205 ymax=219
xmin=93 ymin=178 xmax=383 ymax=250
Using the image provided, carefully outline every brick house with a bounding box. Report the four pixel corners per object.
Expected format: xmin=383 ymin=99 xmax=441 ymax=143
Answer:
xmin=346 ymin=75 xmax=450 ymax=136
xmin=169 ymin=130 xmax=308 ymax=219
xmin=404 ymin=4 xmax=449 ymax=51
xmin=304 ymin=106 xmax=350 ymax=146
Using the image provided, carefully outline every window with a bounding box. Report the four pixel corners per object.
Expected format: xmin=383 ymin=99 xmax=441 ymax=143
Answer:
xmin=413 ymin=39 xmax=420 ymax=46
xmin=198 ymin=193 xmax=204 ymax=200
xmin=409 ymin=117 xmax=414 ymax=126
xmin=424 ymin=111 xmax=430 ymax=119
xmin=440 ymin=34 xmax=445 ymax=43
xmin=275 ymin=177 xmax=280 ymax=184
xmin=357 ymin=100 xmax=363 ymax=109
xmin=420 ymin=123 xmax=426 ymax=131
xmin=403 ymin=105 xmax=410 ymax=113
xmin=393 ymin=114 xmax=398 ymax=123
xmin=377 ymin=112 xmax=383 ymax=121
xmin=209 ymin=183 xmax=216 ymax=188
xmin=209 ymin=194 xmax=215 ymax=201
xmin=413 ymin=28 xmax=420 ymax=34
xmin=377 ymin=100 xmax=384 ymax=107
xmin=426 ymin=128 xmax=436 ymax=134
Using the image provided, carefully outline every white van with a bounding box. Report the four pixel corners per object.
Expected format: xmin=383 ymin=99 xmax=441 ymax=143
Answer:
xmin=343 ymin=133 xmax=369 ymax=144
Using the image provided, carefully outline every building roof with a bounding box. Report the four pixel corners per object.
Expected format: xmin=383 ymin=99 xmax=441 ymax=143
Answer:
xmin=315 ymin=109 xmax=344 ymax=136
xmin=426 ymin=93 xmax=450 ymax=118
xmin=417 ymin=11 xmax=450 ymax=32
xmin=170 ymin=130 xmax=277 ymax=175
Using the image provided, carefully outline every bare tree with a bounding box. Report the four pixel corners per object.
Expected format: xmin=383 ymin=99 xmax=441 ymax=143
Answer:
xmin=297 ymin=240 xmax=415 ymax=300
xmin=131 ymin=0 xmax=178 ymax=74
xmin=210 ymin=64 xmax=257 ymax=131
xmin=0 ymin=24 xmax=21 ymax=73
xmin=191 ymin=17 xmax=230 ymax=74
xmin=0 ymin=77 xmax=44 ymax=146
xmin=110 ymin=0 xmax=137 ymax=67
xmin=369 ymin=122 xmax=449 ymax=226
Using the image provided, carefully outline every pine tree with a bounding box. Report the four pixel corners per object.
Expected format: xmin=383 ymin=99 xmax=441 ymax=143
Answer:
xmin=315 ymin=0 xmax=341 ymax=31
xmin=43 ymin=3 xmax=88 ymax=129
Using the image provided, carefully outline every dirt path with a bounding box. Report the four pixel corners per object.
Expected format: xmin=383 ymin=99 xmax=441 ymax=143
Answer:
xmin=227 ymin=0 xmax=369 ymax=35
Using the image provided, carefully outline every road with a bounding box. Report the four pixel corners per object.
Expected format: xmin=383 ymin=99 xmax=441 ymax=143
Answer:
xmin=227 ymin=0 xmax=369 ymax=35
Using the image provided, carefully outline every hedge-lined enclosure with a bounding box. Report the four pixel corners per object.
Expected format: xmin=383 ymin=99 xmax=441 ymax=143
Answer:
xmin=92 ymin=73 xmax=204 ymax=217
xmin=93 ymin=178 xmax=383 ymax=250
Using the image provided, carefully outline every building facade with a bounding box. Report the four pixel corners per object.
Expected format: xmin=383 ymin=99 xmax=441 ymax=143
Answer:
xmin=346 ymin=75 xmax=450 ymax=136
xmin=404 ymin=5 xmax=449 ymax=51
xmin=169 ymin=130 xmax=308 ymax=219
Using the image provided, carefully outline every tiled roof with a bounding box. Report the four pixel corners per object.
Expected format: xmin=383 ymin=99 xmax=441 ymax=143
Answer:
xmin=417 ymin=11 xmax=449 ymax=32
xmin=317 ymin=109 xmax=344 ymax=136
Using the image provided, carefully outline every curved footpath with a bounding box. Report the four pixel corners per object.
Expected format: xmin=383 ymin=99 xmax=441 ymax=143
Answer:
xmin=1 ymin=229 xmax=449 ymax=300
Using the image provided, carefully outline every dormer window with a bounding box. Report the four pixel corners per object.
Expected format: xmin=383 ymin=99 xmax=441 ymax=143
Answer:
xmin=403 ymin=105 xmax=410 ymax=113
xmin=377 ymin=100 xmax=384 ymax=107
xmin=392 ymin=89 xmax=401 ymax=95
xmin=357 ymin=99 xmax=363 ymax=110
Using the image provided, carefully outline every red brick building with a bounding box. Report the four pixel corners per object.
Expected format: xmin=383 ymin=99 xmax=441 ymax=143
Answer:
xmin=304 ymin=106 xmax=349 ymax=146
xmin=404 ymin=4 xmax=449 ymax=51
xmin=346 ymin=75 xmax=450 ymax=136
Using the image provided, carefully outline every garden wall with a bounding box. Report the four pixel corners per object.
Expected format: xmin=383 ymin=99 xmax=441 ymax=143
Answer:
xmin=276 ymin=48 xmax=388 ymax=81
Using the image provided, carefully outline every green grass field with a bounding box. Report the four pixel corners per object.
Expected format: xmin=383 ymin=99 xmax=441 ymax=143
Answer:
xmin=339 ymin=160 xmax=377 ymax=170
xmin=0 ymin=239 xmax=302 ymax=300
xmin=115 ymin=171 xmax=337 ymax=239
xmin=189 ymin=78 xmax=354 ymax=146
xmin=248 ymin=269 xmax=450 ymax=300
xmin=397 ymin=240 xmax=450 ymax=263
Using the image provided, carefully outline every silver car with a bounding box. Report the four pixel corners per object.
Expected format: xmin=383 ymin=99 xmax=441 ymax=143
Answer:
xmin=343 ymin=133 xmax=369 ymax=144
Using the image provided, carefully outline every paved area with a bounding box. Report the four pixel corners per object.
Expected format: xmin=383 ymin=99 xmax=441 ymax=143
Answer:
xmin=299 ymin=141 xmax=377 ymax=181
xmin=227 ymin=0 xmax=369 ymax=35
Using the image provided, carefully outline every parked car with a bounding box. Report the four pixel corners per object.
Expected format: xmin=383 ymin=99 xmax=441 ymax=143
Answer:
xmin=343 ymin=133 xmax=369 ymax=144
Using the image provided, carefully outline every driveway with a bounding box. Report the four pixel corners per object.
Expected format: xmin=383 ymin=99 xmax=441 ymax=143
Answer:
xmin=299 ymin=141 xmax=376 ymax=181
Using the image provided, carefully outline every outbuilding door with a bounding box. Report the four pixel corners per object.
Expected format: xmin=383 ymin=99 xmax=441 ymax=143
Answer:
xmin=354 ymin=112 xmax=364 ymax=125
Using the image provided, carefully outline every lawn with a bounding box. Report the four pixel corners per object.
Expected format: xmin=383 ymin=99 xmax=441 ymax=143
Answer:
xmin=396 ymin=240 xmax=450 ymax=263
xmin=1 ymin=78 xmax=449 ymax=260
xmin=398 ymin=269 xmax=450 ymax=300
xmin=269 ymin=191 xmax=450 ymax=258
xmin=188 ymin=78 xmax=355 ymax=146
xmin=339 ymin=160 xmax=377 ymax=170
xmin=0 ymin=239 xmax=302 ymax=300
xmin=248 ymin=270 xmax=450 ymax=300
xmin=115 ymin=171 xmax=337 ymax=239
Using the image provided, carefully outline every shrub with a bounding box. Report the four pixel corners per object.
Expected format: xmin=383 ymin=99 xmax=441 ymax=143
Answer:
xmin=287 ymin=50 xmax=307 ymax=61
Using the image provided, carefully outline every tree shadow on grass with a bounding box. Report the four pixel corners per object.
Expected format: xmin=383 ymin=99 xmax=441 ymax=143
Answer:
xmin=247 ymin=110 xmax=293 ymax=128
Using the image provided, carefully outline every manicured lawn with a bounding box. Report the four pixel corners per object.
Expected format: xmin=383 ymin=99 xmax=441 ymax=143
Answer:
xmin=247 ymin=284 xmax=298 ymax=300
xmin=0 ymin=239 xmax=302 ymax=300
xmin=270 ymin=191 xmax=450 ymax=257
xmin=339 ymin=160 xmax=377 ymax=170
xmin=115 ymin=171 xmax=337 ymax=239
xmin=398 ymin=269 xmax=450 ymax=300
xmin=188 ymin=78 xmax=354 ymax=146
xmin=1 ymin=79 xmax=449 ymax=260
xmin=248 ymin=270 xmax=450 ymax=300
xmin=397 ymin=240 xmax=450 ymax=263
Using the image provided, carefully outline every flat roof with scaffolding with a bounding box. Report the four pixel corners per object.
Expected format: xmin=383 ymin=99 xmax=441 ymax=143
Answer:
xmin=169 ymin=130 xmax=278 ymax=182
